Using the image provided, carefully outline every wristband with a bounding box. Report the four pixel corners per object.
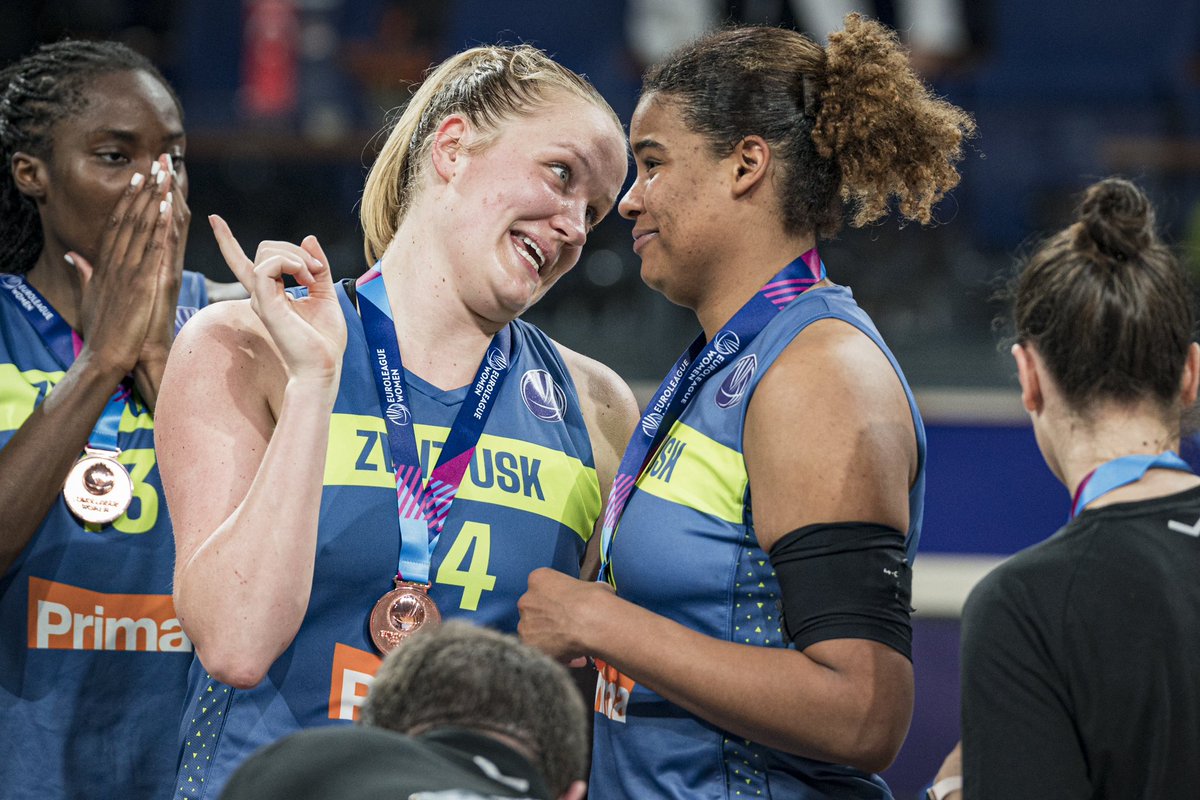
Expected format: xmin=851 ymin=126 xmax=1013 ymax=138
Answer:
xmin=926 ymin=775 xmax=962 ymax=800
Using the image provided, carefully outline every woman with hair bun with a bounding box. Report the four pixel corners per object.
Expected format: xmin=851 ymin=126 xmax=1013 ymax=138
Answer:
xmin=930 ymin=178 xmax=1200 ymax=800
xmin=155 ymin=44 xmax=633 ymax=799
xmin=518 ymin=14 xmax=973 ymax=799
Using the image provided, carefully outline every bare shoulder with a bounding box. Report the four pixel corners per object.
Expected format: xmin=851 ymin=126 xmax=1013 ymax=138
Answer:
xmin=175 ymin=297 xmax=263 ymax=352
xmin=763 ymin=318 xmax=905 ymax=404
xmin=162 ymin=299 xmax=285 ymax=414
xmin=745 ymin=318 xmax=917 ymax=546
xmin=550 ymin=340 xmax=639 ymax=495
xmin=552 ymin=339 xmax=640 ymax=438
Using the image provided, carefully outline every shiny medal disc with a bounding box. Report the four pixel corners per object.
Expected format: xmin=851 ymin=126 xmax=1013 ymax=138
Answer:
xmin=370 ymin=580 xmax=441 ymax=654
xmin=63 ymin=448 xmax=133 ymax=525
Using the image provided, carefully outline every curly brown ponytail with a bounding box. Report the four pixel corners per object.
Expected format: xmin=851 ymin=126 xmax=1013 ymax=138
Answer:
xmin=817 ymin=14 xmax=975 ymax=228
xmin=640 ymin=14 xmax=975 ymax=239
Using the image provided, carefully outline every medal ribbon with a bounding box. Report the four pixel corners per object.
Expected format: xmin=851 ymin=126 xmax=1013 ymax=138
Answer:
xmin=1070 ymin=451 xmax=1193 ymax=518
xmin=0 ymin=274 xmax=128 ymax=451
xmin=356 ymin=268 xmax=513 ymax=584
xmin=599 ymin=250 xmax=826 ymax=584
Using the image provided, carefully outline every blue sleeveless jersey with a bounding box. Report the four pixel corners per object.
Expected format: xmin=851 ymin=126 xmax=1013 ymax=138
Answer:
xmin=174 ymin=283 xmax=600 ymax=799
xmin=590 ymin=286 xmax=926 ymax=800
xmin=0 ymin=272 xmax=207 ymax=800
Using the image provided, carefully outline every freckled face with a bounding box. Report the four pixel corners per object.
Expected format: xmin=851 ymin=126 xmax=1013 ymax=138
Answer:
xmin=440 ymin=94 xmax=628 ymax=321
xmin=619 ymin=95 xmax=730 ymax=309
xmin=32 ymin=70 xmax=186 ymax=269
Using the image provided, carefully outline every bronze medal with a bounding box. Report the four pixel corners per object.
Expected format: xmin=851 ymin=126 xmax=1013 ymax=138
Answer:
xmin=63 ymin=448 xmax=133 ymax=525
xmin=369 ymin=580 xmax=441 ymax=654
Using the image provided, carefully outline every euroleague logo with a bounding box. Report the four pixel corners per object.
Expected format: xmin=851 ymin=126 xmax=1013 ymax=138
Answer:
xmin=641 ymin=411 xmax=664 ymax=437
xmin=174 ymin=305 xmax=199 ymax=334
xmin=712 ymin=330 xmax=740 ymax=356
xmin=715 ymin=354 xmax=758 ymax=408
xmin=0 ymin=274 xmax=20 ymax=289
xmin=486 ymin=348 xmax=509 ymax=371
xmin=520 ymin=369 xmax=567 ymax=422
xmin=385 ymin=402 xmax=411 ymax=426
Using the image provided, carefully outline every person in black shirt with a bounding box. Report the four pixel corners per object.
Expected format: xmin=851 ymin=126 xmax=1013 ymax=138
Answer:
xmin=219 ymin=622 xmax=588 ymax=800
xmin=931 ymin=177 xmax=1200 ymax=799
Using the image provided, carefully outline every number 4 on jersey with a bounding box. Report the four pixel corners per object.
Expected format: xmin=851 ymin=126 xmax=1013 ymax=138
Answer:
xmin=435 ymin=521 xmax=497 ymax=611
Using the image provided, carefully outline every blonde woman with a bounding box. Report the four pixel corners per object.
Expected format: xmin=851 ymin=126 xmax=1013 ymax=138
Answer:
xmin=155 ymin=45 xmax=634 ymax=799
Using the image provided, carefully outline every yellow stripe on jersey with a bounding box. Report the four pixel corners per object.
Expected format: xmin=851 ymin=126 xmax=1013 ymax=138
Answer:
xmin=0 ymin=364 xmax=152 ymax=435
xmin=119 ymin=402 xmax=154 ymax=433
xmin=323 ymin=413 xmax=600 ymax=540
xmin=325 ymin=414 xmax=394 ymax=489
xmin=0 ymin=364 xmax=64 ymax=432
xmin=634 ymin=420 xmax=747 ymax=523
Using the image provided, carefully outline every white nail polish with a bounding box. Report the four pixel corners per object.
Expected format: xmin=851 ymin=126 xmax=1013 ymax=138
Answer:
xmin=130 ymin=172 xmax=144 ymax=188
xmin=156 ymin=169 xmax=166 ymax=185
xmin=166 ymin=153 xmax=175 ymax=176
xmin=64 ymin=254 xmax=75 ymax=267
xmin=159 ymin=199 xmax=168 ymax=215
xmin=151 ymin=161 xmax=161 ymax=177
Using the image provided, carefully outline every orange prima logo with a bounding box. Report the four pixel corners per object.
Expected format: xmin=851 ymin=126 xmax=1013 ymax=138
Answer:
xmin=328 ymin=642 xmax=382 ymax=722
xmin=27 ymin=577 xmax=192 ymax=652
xmin=594 ymin=658 xmax=635 ymax=723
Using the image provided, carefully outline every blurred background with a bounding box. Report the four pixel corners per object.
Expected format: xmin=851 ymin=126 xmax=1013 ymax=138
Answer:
xmin=5 ymin=0 xmax=1199 ymax=795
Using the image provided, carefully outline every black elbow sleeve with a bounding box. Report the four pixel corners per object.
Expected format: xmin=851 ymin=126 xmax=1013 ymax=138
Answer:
xmin=767 ymin=522 xmax=913 ymax=660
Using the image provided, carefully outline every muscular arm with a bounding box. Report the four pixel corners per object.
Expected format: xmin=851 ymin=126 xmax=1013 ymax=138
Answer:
xmin=556 ymin=344 xmax=640 ymax=580
xmin=158 ymin=223 xmax=345 ymax=688
xmin=522 ymin=319 xmax=918 ymax=771
xmin=157 ymin=302 xmax=337 ymax=688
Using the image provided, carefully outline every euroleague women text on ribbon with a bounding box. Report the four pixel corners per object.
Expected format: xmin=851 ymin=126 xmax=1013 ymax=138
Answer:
xmin=599 ymin=250 xmax=826 ymax=584
xmin=356 ymin=268 xmax=514 ymax=649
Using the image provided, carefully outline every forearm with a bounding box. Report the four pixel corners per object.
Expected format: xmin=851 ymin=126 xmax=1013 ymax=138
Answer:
xmin=0 ymin=352 xmax=126 ymax=573
xmin=130 ymin=345 xmax=169 ymax=410
xmin=175 ymin=378 xmax=336 ymax=686
xmin=131 ymin=353 xmax=167 ymax=412
xmin=586 ymin=592 xmax=910 ymax=771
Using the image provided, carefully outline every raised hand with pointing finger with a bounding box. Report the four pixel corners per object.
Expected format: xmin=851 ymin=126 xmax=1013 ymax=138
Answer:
xmin=153 ymin=44 xmax=637 ymax=799
xmin=207 ymin=214 xmax=346 ymax=388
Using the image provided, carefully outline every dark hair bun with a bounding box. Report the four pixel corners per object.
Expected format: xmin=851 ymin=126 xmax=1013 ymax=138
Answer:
xmin=1074 ymin=177 xmax=1155 ymax=261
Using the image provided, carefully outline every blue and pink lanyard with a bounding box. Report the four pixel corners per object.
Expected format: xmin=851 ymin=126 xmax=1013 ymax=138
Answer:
xmin=356 ymin=268 xmax=513 ymax=585
xmin=1070 ymin=451 xmax=1193 ymax=518
xmin=0 ymin=274 xmax=129 ymax=452
xmin=598 ymin=250 xmax=826 ymax=584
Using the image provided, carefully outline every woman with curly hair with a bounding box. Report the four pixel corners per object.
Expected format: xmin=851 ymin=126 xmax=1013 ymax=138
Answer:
xmin=518 ymin=15 xmax=974 ymax=799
